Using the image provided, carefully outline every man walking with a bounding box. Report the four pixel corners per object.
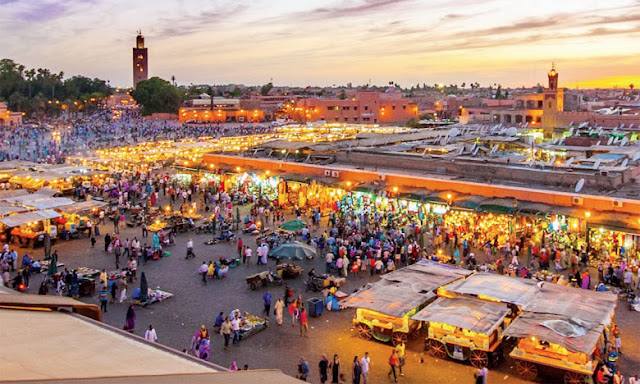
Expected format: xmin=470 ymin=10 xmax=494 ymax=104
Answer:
xmin=319 ymin=354 xmax=329 ymax=384
xmin=395 ymin=341 xmax=406 ymax=376
xmin=99 ymin=287 xmax=109 ymax=313
xmin=231 ymin=314 xmax=241 ymax=344
xmin=262 ymin=289 xmax=272 ymax=316
xmin=186 ymin=238 xmax=195 ymax=259
xmin=220 ymin=317 xmax=231 ymax=350
xmin=360 ymin=352 xmax=371 ymax=384
xmin=299 ymin=308 xmax=309 ymax=337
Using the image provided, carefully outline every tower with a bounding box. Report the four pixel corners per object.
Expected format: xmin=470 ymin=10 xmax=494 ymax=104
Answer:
xmin=541 ymin=63 xmax=564 ymax=136
xmin=133 ymin=31 xmax=148 ymax=88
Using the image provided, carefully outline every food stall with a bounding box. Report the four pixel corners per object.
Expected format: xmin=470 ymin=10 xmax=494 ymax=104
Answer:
xmin=56 ymin=199 xmax=108 ymax=237
xmin=505 ymin=313 xmax=605 ymax=384
xmin=344 ymin=261 xmax=472 ymax=345
xmin=237 ymin=313 xmax=268 ymax=340
xmin=438 ymin=272 xmax=537 ymax=308
xmin=413 ymin=296 xmax=512 ymax=368
xmin=135 ymin=288 xmax=175 ymax=307
xmin=0 ymin=209 xmax=60 ymax=247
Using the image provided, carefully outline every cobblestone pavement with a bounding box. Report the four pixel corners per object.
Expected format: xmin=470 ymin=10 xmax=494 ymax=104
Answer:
xmin=14 ymin=205 xmax=640 ymax=384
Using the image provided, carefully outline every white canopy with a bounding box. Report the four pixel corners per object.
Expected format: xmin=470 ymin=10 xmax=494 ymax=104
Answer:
xmin=0 ymin=210 xmax=61 ymax=228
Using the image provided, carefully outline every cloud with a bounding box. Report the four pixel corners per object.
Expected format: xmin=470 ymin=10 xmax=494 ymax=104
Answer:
xmin=152 ymin=4 xmax=246 ymax=39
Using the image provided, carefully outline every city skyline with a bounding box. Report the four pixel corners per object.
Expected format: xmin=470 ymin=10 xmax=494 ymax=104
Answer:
xmin=1 ymin=0 xmax=640 ymax=88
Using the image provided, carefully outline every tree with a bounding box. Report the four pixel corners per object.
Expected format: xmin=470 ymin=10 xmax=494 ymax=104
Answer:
xmin=495 ymin=85 xmax=502 ymax=99
xmin=131 ymin=77 xmax=183 ymax=115
xmin=338 ymin=90 xmax=346 ymax=100
xmin=260 ymin=82 xmax=273 ymax=96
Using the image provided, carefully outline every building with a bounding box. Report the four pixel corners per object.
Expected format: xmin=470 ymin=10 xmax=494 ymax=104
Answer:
xmin=0 ymin=102 xmax=23 ymax=126
xmin=132 ymin=31 xmax=148 ymax=89
xmin=289 ymin=91 xmax=419 ymax=124
xmin=179 ymin=95 xmax=266 ymax=123
xmin=0 ymin=287 xmax=300 ymax=384
xmin=541 ymin=64 xmax=564 ymax=135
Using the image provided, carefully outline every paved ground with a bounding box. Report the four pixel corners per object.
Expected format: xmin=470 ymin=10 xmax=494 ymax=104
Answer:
xmin=12 ymin=205 xmax=640 ymax=384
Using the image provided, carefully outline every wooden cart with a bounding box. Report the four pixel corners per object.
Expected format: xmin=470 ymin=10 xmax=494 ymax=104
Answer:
xmin=414 ymin=297 xmax=512 ymax=368
xmin=353 ymin=307 xmax=422 ymax=346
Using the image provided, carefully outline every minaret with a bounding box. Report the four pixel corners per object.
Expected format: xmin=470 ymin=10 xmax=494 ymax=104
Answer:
xmin=132 ymin=31 xmax=148 ymax=88
xmin=541 ymin=63 xmax=564 ymax=137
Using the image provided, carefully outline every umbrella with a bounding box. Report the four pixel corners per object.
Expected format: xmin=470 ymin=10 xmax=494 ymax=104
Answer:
xmin=47 ymin=252 xmax=57 ymax=276
xmin=269 ymin=241 xmax=317 ymax=260
xmin=279 ymin=220 xmax=307 ymax=232
xmin=140 ymin=272 xmax=148 ymax=302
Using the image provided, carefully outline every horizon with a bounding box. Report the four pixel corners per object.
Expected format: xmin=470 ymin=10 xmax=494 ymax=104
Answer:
xmin=1 ymin=0 xmax=640 ymax=89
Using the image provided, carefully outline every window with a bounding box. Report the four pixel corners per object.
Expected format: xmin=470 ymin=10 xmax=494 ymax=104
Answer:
xmin=402 ymin=105 xmax=406 ymax=109
xmin=392 ymin=106 xmax=396 ymax=110
xmin=353 ymin=106 xmax=358 ymax=111
xmin=364 ymin=106 xmax=369 ymax=111
xmin=334 ymin=117 xmax=339 ymax=121
xmin=344 ymin=118 xmax=348 ymax=122
xmin=342 ymin=106 xmax=350 ymax=110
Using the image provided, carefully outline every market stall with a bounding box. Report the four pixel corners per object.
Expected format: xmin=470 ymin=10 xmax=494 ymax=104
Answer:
xmin=0 ymin=209 xmax=60 ymax=247
xmin=344 ymin=261 xmax=472 ymax=345
xmin=237 ymin=313 xmax=268 ymax=340
xmin=413 ymin=296 xmax=512 ymax=368
xmin=438 ymin=272 xmax=537 ymax=308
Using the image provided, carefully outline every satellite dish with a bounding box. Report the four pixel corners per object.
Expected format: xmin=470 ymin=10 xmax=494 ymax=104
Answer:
xmin=595 ymin=141 xmax=601 ymax=146
xmin=632 ymin=152 xmax=640 ymax=161
xmin=575 ymin=179 xmax=585 ymax=193
xmin=471 ymin=143 xmax=477 ymax=152
xmin=549 ymin=155 xmax=556 ymax=164
xmin=449 ymin=127 xmax=461 ymax=137
xmin=621 ymin=137 xmax=628 ymax=146
xmin=491 ymin=144 xmax=499 ymax=154
xmin=568 ymin=128 xmax=574 ymax=136
xmin=523 ymin=122 xmax=529 ymax=128
xmin=629 ymin=123 xmax=634 ymax=129
xmin=472 ymin=147 xmax=479 ymax=156
xmin=620 ymin=124 xmax=625 ymax=129
xmin=566 ymin=157 xmax=574 ymax=166
xmin=569 ymin=121 xmax=574 ymax=127
xmin=593 ymin=160 xmax=601 ymax=170
xmin=552 ymin=139 xmax=558 ymax=145
xmin=558 ymin=137 xmax=564 ymax=145
xmin=458 ymin=146 xmax=465 ymax=155
xmin=506 ymin=127 xmax=518 ymax=137
xmin=607 ymin=137 xmax=614 ymax=145
xmin=621 ymin=159 xmax=629 ymax=167
xmin=579 ymin=122 xmax=588 ymax=128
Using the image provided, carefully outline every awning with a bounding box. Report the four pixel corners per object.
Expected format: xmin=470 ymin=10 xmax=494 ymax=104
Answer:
xmin=26 ymin=197 xmax=75 ymax=210
xmin=279 ymin=173 xmax=310 ymax=183
xmin=0 ymin=189 xmax=28 ymax=200
xmin=451 ymin=196 xmax=486 ymax=211
xmin=476 ymin=198 xmax=517 ymax=215
xmin=0 ymin=210 xmax=61 ymax=227
xmin=0 ymin=204 xmax=29 ymax=217
xmin=57 ymin=200 xmax=108 ymax=215
xmin=412 ymin=297 xmax=510 ymax=335
xmin=516 ymin=202 xmax=552 ymax=217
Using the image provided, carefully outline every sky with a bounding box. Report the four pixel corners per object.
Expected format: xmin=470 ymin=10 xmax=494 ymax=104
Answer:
xmin=1 ymin=0 xmax=640 ymax=89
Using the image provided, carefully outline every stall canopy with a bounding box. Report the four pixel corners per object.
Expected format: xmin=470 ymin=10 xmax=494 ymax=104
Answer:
xmin=26 ymin=197 xmax=75 ymax=210
xmin=441 ymin=273 xmax=537 ymax=307
xmin=452 ymin=196 xmax=486 ymax=211
xmin=476 ymin=199 xmax=517 ymax=215
xmin=57 ymin=200 xmax=108 ymax=215
xmin=344 ymin=261 xmax=472 ymax=318
xmin=412 ymin=297 xmax=510 ymax=335
xmin=516 ymin=202 xmax=552 ymax=217
xmin=0 ymin=210 xmax=61 ymax=228
xmin=520 ymin=283 xmax=617 ymax=326
xmin=0 ymin=189 xmax=28 ymax=200
xmin=0 ymin=203 xmax=29 ymax=217
xmin=503 ymin=313 xmax=603 ymax=355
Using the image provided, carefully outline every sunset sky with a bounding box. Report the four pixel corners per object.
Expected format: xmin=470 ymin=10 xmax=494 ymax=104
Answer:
xmin=1 ymin=0 xmax=640 ymax=88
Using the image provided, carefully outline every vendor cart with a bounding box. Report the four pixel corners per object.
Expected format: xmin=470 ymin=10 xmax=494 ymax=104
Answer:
xmin=505 ymin=313 xmax=604 ymax=384
xmin=344 ymin=260 xmax=472 ymax=346
xmin=237 ymin=314 xmax=268 ymax=341
xmin=276 ymin=263 xmax=303 ymax=279
xmin=306 ymin=274 xmax=345 ymax=292
xmin=245 ymin=270 xmax=283 ymax=290
xmin=413 ymin=296 xmax=512 ymax=368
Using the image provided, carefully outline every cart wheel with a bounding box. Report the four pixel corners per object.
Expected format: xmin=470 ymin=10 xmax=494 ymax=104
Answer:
xmin=428 ymin=340 xmax=447 ymax=359
xmin=564 ymin=371 xmax=588 ymax=384
xmin=391 ymin=332 xmax=408 ymax=346
xmin=249 ymin=282 xmax=258 ymax=290
xmin=356 ymin=324 xmax=373 ymax=340
xmin=469 ymin=350 xmax=489 ymax=368
xmin=516 ymin=360 xmax=538 ymax=381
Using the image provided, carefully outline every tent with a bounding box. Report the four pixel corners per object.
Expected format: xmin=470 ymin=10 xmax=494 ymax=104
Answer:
xmin=269 ymin=241 xmax=317 ymax=260
xmin=57 ymin=200 xmax=108 ymax=215
xmin=279 ymin=220 xmax=307 ymax=232
xmin=26 ymin=197 xmax=75 ymax=210
xmin=440 ymin=272 xmax=537 ymax=307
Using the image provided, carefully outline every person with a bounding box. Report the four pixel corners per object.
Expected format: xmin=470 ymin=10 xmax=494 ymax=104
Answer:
xmin=274 ymin=297 xmax=284 ymax=325
xmin=231 ymin=314 xmax=241 ymax=344
xmin=613 ymin=371 xmax=624 ymax=384
xmin=124 ymin=304 xmax=136 ymax=333
xmin=263 ymin=289 xmax=272 ymax=316
xmin=360 ymin=353 xmax=371 ymax=384
xmin=99 ymin=269 xmax=108 ymax=289
xmin=629 ymin=374 xmax=639 ymax=384
xmin=144 ymin=325 xmax=158 ymax=342
xmin=198 ymin=262 xmax=208 ymax=285
xmin=395 ymin=341 xmax=405 ymax=376
xmin=186 ymin=238 xmax=195 ymax=259
xmin=387 ymin=350 xmax=398 ymax=383
xmin=118 ymin=276 xmax=127 ymax=303
xmin=213 ymin=311 xmax=224 ymax=333
xmin=330 ymin=354 xmax=340 ymax=384
xmin=38 ymin=281 xmax=48 ymax=295
xmin=474 ymin=369 xmax=484 ymax=384
xmin=229 ymin=361 xmax=239 ymax=371
xmin=105 ymin=233 xmax=111 ymax=252
xmin=299 ymin=307 xmax=309 ymax=337
xmin=319 ymin=354 xmax=329 ymax=384
xmin=99 ymin=287 xmax=109 ymax=313
xmin=352 ymin=356 xmax=362 ymax=384
xmin=220 ymin=317 xmax=231 ymax=350
xmin=480 ymin=366 xmax=489 ymax=384
xmin=607 ymin=345 xmax=619 ymax=373
xmin=243 ymin=364 xmax=249 ymax=370
xmin=298 ymin=357 xmax=310 ymax=381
